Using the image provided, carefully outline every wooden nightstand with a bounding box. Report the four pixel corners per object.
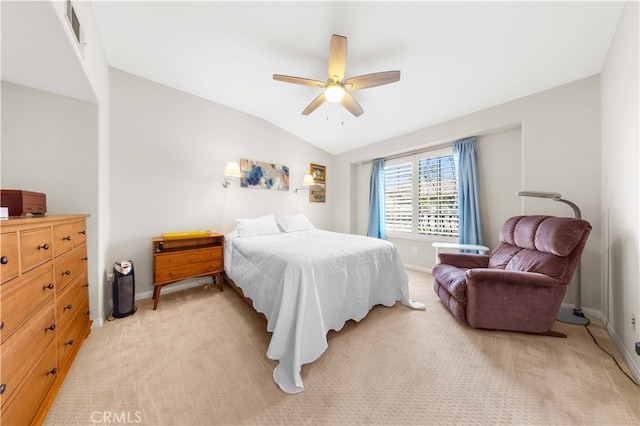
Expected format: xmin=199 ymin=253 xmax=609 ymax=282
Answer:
xmin=152 ymin=233 xmax=224 ymax=310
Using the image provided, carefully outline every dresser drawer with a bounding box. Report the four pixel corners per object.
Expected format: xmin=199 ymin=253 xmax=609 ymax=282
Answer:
xmin=155 ymin=259 xmax=223 ymax=283
xmin=20 ymin=227 xmax=53 ymax=272
xmin=1 ymin=266 xmax=54 ymax=343
xmin=155 ymin=246 xmax=222 ymax=269
xmin=58 ymin=305 xmax=90 ymax=370
xmin=0 ymin=232 xmax=19 ymax=284
xmin=73 ymin=220 xmax=87 ymax=247
xmin=1 ymin=340 xmax=57 ymax=426
xmin=56 ymin=274 xmax=89 ymax=332
xmin=0 ymin=305 xmax=56 ymax=407
xmin=54 ymin=246 xmax=87 ymax=292
xmin=53 ymin=223 xmax=74 ymax=257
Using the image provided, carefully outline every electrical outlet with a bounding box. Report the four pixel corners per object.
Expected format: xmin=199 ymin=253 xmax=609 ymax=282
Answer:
xmin=412 ymin=247 xmax=418 ymax=255
xmin=632 ymin=314 xmax=637 ymax=332
xmin=107 ymin=272 xmax=114 ymax=285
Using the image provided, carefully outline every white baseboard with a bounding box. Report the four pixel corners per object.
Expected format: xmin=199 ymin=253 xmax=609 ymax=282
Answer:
xmin=562 ymin=303 xmax=604 ymax=323
xmin=606 ymin=319 xmax=640 ymax=383
xmin=404 ymin=264 xmax=432 ymax=274
xmin=553 ymin=304 xmax=639 ymax=380
xmin=93 ymin=279 xmax=206 ymax=328
xmin=134 ymin=279 xmax=204 ymax=301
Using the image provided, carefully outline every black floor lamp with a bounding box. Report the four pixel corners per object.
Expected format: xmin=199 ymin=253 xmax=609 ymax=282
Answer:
xmin=516 ymin=191 xmax=590 ymax=326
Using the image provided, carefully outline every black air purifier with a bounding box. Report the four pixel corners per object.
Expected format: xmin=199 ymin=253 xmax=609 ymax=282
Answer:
xmin=113 ymin=260 xmax=135 ymax=318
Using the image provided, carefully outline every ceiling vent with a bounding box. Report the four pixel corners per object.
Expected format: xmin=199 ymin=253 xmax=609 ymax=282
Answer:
xmin=65 ymin=0 xmax=85 ymax=57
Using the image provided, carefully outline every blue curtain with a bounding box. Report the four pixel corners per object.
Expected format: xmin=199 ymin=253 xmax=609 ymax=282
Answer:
xmin=367 ymin=159 xmax=386 ymax=239
xmin=453 ymin=137 xmax=483 ymax=247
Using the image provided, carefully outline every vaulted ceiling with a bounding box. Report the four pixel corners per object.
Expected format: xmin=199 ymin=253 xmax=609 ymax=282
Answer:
xmin=2 ymin=1 xmax=626 ymax=155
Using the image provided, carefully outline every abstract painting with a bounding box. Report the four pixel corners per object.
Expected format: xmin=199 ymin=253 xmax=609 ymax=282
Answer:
xmin=240 ymin=159 xmax=289 ymax=191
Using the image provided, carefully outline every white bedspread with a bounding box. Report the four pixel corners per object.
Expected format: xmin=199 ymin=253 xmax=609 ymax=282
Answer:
xmin=224 ymin=229 xmax=423 ymax=393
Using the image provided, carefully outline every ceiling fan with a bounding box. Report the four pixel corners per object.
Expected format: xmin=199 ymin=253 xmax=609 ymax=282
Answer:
xmin=273 ymin=34 xmax=400 ymax=117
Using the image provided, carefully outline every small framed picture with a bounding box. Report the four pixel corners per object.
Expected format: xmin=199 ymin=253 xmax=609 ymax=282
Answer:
xmin=309 ymin=182 xmax=326 ymax=203
xmin=310 ymin=163 xmax=326 ymax=182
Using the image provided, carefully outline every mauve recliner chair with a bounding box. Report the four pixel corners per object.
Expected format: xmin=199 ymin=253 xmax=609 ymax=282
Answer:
xmin=432 ymin=215 xmax=591 ymax=336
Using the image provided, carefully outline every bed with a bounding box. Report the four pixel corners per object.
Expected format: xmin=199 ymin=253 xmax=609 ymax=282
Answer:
xmin=224 ymin=214 xmax=424 ymax=393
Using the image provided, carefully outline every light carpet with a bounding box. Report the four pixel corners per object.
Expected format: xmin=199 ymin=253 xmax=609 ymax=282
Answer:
xmin=45 ymin=270 xmax=639 ymax=425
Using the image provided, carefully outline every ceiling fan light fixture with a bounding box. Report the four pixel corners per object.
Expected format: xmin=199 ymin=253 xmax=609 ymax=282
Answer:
xmin=324 ymin=84 xmax=345 ymax=103
xmin=274 ymin=35 xmax=400 ymax=116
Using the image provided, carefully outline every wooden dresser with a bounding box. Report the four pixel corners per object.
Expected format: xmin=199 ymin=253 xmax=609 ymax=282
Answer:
xmin=0 ymin=215 xmax=92 ymax=425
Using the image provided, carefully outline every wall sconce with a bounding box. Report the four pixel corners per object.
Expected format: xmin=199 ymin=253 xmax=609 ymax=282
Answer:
xmin=517 ymin=190 xmax=588 ymax=325
xmin=294 ymin=175 xmax=315 ymax=193
xmin=222 ymin=161 xmax=242 ymax=188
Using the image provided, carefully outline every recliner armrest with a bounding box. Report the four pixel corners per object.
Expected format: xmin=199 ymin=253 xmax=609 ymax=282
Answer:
xmin=466 ymin=269 xmax=565 ymax=288
xmin=438 ymin=253 xmax=490 ymax=269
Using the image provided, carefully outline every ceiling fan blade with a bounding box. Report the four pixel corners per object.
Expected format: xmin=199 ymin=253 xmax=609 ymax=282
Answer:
xmin=273 ymin=74 xmax=325 ymax=88
xmin=341 ymin=91 xmax=364 ymax=117
xmin=344 ymin=71 xmax=401 ymax=91
xmin=328 ymin=34 xmax=347 ymax=83
xmin=302 ymin=93 xmax=326 ymax=115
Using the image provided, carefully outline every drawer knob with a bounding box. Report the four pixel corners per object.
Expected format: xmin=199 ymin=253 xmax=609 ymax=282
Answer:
xmin=64 ymin=304 xmax=73 ymax=311
xmin=45 ymin=324 xmax=56 ymax=332
xmin=63 ymin=235 xmax=72 ymax=241
xmin=85 ymin=310 xmax=91 ymax=316
xmin=0 ymin=384 xmax=6 ymax=394
xmin=62 ymin=270 xmax=71 ymax=276
xmin=0 ymin=321 xmax=4 ymax=330
xmin=65 ymin=339 xmax=74 ymax=346
xmin=83 ymin=282 xmax=89 ymax=288
xmin=44 ymin=283 xmax=54 ymax=290
xmin=82 ymin=256 xmax=88 ymax=261
xmin=47 ymin=368 xmax=58 ymax=376
xmin=38 ymin=243 xmax=49 ymax=250
xmin=79 ymin=230 xmax=86 ymax=235
xmin=0 ymin=256 xmax=8 ymax=265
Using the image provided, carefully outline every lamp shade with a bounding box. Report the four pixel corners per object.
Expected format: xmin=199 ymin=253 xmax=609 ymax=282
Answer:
xmin=516 ymin=191 xmax=561 ymax=200
xmin=224 ymin=161 xmax=242 ymax=177
xmin=302 ymin=174 xmax=315 ymax=186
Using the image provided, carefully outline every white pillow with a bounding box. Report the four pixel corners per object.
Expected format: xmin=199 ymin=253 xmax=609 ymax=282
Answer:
xmin=275 ymin=214 xmax=315 ymax=233
xmin=236 ymin=214 xmax=281 ymax=238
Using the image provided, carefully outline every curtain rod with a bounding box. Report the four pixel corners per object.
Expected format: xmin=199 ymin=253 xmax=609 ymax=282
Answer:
xmin=359 ymin=140 xmax=453 ymax=165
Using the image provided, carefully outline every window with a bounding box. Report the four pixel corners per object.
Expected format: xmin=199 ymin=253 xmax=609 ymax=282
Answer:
xmin=384 ymin=161 xmax=412 ymax=233
xmin=384 ymin=148 xmax=458 ymax=239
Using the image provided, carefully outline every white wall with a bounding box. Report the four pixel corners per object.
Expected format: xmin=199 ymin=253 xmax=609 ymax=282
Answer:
xmin=1 ymin=83 xmax=98 ymax=218
xmin=109 ymin=68 xmax=333 ymax=299
xmin=334 ymin=76 xmax=602 ymax=311
xmin=0 ymin=81 xmax=104 ymax=322
xmin=1 ymin=0 xmax=112 ymax=326
xmin=68 ymin=0 xmax=112 ymax=328
xmin=600 ymin=1 xmax=640 ymax=380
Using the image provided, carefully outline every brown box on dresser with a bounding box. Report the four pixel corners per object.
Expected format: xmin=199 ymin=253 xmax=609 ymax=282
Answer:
xmin=0 ymin=189 xmax=47 ymax=217
xmin=0 ymin=214 xmax=92 ymax=425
